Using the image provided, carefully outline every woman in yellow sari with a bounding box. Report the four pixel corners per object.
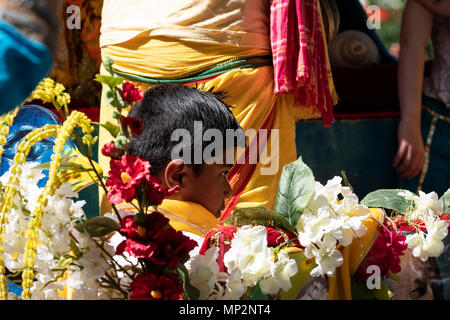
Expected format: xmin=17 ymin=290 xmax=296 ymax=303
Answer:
xmin=99 ymin=0 xmax=337 ymax=219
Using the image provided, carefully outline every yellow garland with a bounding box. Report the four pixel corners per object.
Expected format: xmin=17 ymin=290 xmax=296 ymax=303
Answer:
xmin=0 ymin=108 xmax=19 ymax=161
xmin=0 ymin=108 xmax=20 ymax=300
xmin=0 ymin=78 xmax=96 ymax=299
xmin=27 ymin=78 xmax=71 ymax=110
xmin=0 ymin=124 xmax=60 ymax=300
xmin=20 ymin=111 xmax=93 ymax=299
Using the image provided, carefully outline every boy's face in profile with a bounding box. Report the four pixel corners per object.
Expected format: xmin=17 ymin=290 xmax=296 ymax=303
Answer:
xmin=181 ymin=162 xmax=233 ymax=217
xmin=162 ymin=148 xmax=235 ymax=217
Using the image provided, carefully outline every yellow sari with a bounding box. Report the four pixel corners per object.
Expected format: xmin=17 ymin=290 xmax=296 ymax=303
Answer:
xmin=98 ymin=36 xmax=322 ymax=218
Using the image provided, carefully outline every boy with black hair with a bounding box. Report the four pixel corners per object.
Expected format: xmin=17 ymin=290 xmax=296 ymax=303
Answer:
xmin=127 ymin=83 xmax=245 ymax=244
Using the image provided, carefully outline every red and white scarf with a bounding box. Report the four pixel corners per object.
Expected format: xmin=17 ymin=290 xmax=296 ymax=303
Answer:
xmin=270 ymin=0 xmax=336 ymax=127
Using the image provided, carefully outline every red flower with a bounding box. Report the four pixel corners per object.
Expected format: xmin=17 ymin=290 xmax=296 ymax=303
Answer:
xmin=149 ymin=228 xmax=198 ymax=269
xmin=357 ymin=228 xmax=408 ymax=280
xmin=130 ymin=273 xmax=183 ymax=300
xmin=388 ymin=216 xmax=427 ymax=233
xmin=106 ymin=154 xmax=151 ymax=204
xmin=120 ymin=81 xmax=144 ymax=103
xmin=144 ymin=175 xmax=179 ymax=206
xmin=121 ymin=115 xmax=144 ymax=137
xmin=440 ymin=214 xmax=450 ymax=232
xmin=266 ymin=227 xmax=301 ymax=247
xmin=101 ymin=141 xmax=122 ymax=160
xmin=116 ymin=212 xmax=170 ymax=259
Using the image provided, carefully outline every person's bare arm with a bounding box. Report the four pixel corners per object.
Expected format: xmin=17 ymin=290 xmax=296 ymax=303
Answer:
xmin=413 ymin=0 xmax=450 ymax=17
xmin=393 ymin=0 xmax=433 ymax=179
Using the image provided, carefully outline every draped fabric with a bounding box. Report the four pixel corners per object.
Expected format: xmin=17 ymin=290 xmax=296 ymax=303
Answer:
xmin=270 ymin=0 xmax=338 ymax=126
xmin=99 ymin=60 xmax=299 ymax=217
xmin=98 ymin=0 xmax=337 ymax=216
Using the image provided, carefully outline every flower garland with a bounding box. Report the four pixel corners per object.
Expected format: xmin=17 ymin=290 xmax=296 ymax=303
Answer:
xmin=295 ymin=177 xmax=370 ymax=278
xmin=0 ymin=108 xmax=19 ymax=160
xmin=189 ymin=225 xmax=299 ymax=299
xmin=0 ymin=107 xmax=20 ymax=300
xmin=396 ymin=191 xmax=448 ymax=261
xmin=0 ymin=124 xmax=60 ymax=299
xmin=0 ymin=79 xmax=97 ymax=299
xmin=21 ymin=111 xmax=94 ymax=299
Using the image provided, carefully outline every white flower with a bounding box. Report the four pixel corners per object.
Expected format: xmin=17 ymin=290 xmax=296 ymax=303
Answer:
xmin=406 ymin=215 xmax=448 ymax=262
xmin=67 ymin=270 xmax=84 ymax=290
xmin=213 ymin=269 xmax=246 ymax=300
xmin=406 ymin=232 xmax=429 ymax=262
xmin=259 ymin=251 xmax=298 ymax=295
xmin=334 ymin=216 xmax=368 ymax=247
xmin=70 ymin=200 xmax=86 ymax=219
xmin=305 ymin=177 xmax=342 ymax=213
xmin=333 ymin=187 xmax=370 ymax=218
xmin=416 ymin=191 xmax=443 ymax=216
xmin=297 ymin=207 xmax=335 ymax=246
xmin=399 ymin=190 xmax=443 ymax=220
xmin=54 ymin=184 xmax=78 ymax=199
xmin=223 ymin=225 xmax=274 ymax=287
xmin=317 ymin=177 xmax=343 ymax=203
xmin=35 ymin=245 xmax=56 ymax=273
xmin=310 ymin=247 xmax=344 ymax=278
xmin=304 ymin=239 xmax=343 ymax=278
xmin=189 ymin=247 xmax=225 ymax=299
xmin=78 ymin=246 xmax=108 ymax=279
xmin=424 ymin=212 xmax=448 ymax=241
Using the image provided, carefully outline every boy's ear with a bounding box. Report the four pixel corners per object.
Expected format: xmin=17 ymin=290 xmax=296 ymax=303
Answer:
xmin=164 ymin=159 xmax=188 ymax=189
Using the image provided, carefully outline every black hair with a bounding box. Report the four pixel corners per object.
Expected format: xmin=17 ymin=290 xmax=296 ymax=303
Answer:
xmin=128 ymin=83 xmax=244 ymax=175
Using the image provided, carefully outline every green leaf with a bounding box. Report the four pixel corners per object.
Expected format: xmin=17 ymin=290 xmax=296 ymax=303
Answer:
xmin=440 ymin=188 xmax=450 ymax=213
xmin=246 ymin=283 xmax=269 ymax=300
xmin=94 ymin=121 xmax=120 ymax=138
xmin=223 ymin=206 xmax=297 ymax=235
xmin=273 ymin=157 xmax=315 ymax=227
xmin=373 ymin=281 xmax=393 ymax=300
xmin=351 ymin=274 xmax=376 ymax=300
xmin=177 ymin=263 xmax=199 ymax=300
xmin=361 ymin=189 xmax=414 ymax=214
xmin=33 ymin=161 xmax=87 ymax=172
xmin=74 ymin=216 xmax=120 ymax=237
xmin=94 ymin=74 xmax=123 ymax=88
xmin=56 ymin=255 xmax=73 ymax=268
xmin=69 ymin=239 xmax=82 ymax=259
xmin=105 ymin=88 xmax=127 ymax=109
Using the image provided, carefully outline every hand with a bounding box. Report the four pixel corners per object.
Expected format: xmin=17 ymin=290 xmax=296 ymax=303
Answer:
xmin=393 ymin=116 xmax=425 ymax=179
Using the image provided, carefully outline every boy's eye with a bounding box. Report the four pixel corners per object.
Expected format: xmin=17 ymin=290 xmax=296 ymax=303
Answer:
xmin=221 ymin=170 xmax=230 ymax=177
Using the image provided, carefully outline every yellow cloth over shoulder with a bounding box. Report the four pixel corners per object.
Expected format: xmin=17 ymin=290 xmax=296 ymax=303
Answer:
xmin=327 ymin=208 xmax=384 ymax=300
xmin=158 ymin=199 xmax=219 ymax=237
xmin=116 ymin=199 xmax=218 ymax=237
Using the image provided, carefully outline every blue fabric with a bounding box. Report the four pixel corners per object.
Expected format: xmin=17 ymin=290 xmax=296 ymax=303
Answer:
xmin=0 ymin=20 xmax=52 ymax=115
xmin=0 ymin=105 xmax=77 ymax=186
